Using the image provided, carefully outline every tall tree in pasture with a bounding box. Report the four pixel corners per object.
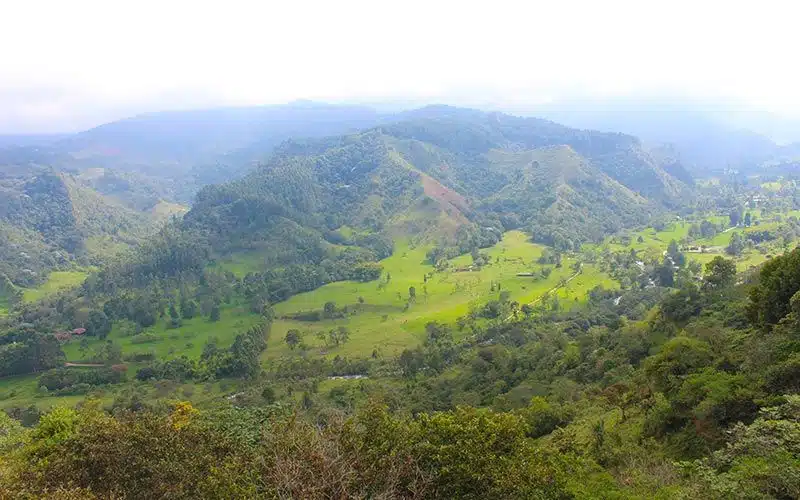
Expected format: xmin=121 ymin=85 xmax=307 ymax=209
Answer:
xmin=703 ymin=256 xmax=736 ymax=291
xmin=87 ymin=310 xmax=112 ymax=339
xmin=726 ymin=233 xmax=745 ymax=256
xmin=748 ymin=247 xmax=800 ymax=326
xmin=285 ymin=329 xmax=301 ymax=349
xmin=730 ymin=207 xmax=743 ymax=227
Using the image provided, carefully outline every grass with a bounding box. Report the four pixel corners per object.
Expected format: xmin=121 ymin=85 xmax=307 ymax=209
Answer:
xmin=214 ymin=252 xmax=270 ymax=278
xmin=0 ymin=372 xmax=247 ymax=411
xmin=0 ymin=232 xmax=616 ymax=407
xmin=589 ymin=210 xmax=800 ymax=274
xmin=151 ymin=200 xmax=189 ymax=220
xmin=0 ymin=373 xmax=102 ymax=411
xmin=266 ymin=231 xmax=616 ymax=359
xmin=22 ymin=271 xmax=90 ymax=303
xmin=61 ymin=301 xmax=263 ymax=362
xmin=85 ymin=235 xmax=132 ymax=260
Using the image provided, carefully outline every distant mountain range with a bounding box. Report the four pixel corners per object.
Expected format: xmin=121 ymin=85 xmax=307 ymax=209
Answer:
xmin=1 ymin=100 xmax=795 ymax=293
xmin=525 ymin=95 xmax=800 ymax=174
xmin=2 ymin=98 xmax=797 ymax=188
xmin=97 ymin=105 xmax=692 ymax=295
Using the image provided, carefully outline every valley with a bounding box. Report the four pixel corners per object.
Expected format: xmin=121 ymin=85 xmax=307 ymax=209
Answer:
xmin=1 ymin=102 xmax=799 ymax=499
xmin=0 ymin=230 xmax=617 ymax=409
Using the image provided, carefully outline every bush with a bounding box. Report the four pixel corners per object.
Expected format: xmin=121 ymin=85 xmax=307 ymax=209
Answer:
xmin=130 ymin=333 xmax=161 ymax=344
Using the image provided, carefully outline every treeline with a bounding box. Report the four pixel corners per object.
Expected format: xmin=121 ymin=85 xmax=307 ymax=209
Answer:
xmin=0 ymin=326 xmax=64 ymax=377
xmin=136 ymin=322 xmax=270 ymax=382
xmin=0 ymin=400 xmax=622 ymax=499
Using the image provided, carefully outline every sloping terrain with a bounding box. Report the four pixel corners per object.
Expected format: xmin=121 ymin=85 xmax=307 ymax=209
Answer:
xmin=0 ymin=166 xmax=158 ymax=287
xmin=90 ymin=107 xmax=691 ymax=299
xmin=483 ymin=146 xmax=650 ymax=247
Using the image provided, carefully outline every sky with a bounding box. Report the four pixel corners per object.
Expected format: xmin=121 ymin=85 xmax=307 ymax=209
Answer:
xmin=2 ymin=0 xmax=799 ymax=133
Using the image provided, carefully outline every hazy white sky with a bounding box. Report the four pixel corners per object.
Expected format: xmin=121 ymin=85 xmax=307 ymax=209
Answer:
xmin=1 ymin=0 xmax=798 ymax=132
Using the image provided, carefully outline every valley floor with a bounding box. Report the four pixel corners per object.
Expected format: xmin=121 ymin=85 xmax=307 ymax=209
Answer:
xmin=2 ymin=208 xmax=797 ymax=411
xmin=0 ymin=230 xmax=616 ymax=409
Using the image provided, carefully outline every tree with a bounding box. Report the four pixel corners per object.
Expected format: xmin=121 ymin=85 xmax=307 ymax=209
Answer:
xmin=408 ymin=286 xmax=416 ymax=302
xmin=209 ymin=304 xmax=221 ymax=322
xmin=748 ymin=247 xmax=800 ymax=326
xmin=399 ymin=348 xmax=424 ymax=377
xmin=180 ymin=299 xmax=199 ymax=320
xmin=285 ymin=329 xmax=301 ymax=349
xmin=261 ymin=303 xmax=275 ymax=322
xmin=323 ymin=301 xmax=336 ymax=318
xmin=261 ymin=386 xmax=276 ymax=403
xmin=744 ymin=212 xmax=752 ymax=227
xmin=329 ymin=326 xmax=350 ymax=346
xmin=78 ymin=338 xmax=90 ymax=358
xmin=168 ymin=303 xmax=182 ymax=329
xmin=703 ymin=256 xmax=736 ymax=290
xmin=726 ymin=233 xmax=745 ymax=256
xmin=730 ymin=207 xmax=743 ymax=227
xmin=667 ymin=239 xmax=680 ymax=258
xmin=686 ymin=396 xmax=800 ymax=499
xmin=656 ymin=261 xmax=675 ymax=287
xmin=87 ymin=310 xmax=112 ymax=339
xmin=644 ymin=336 xmax=714 ymax=393
xmin=100 ymin=340 xmax=123 ymax=364
xmin=700 ymin=220 xmax=718 ymax=239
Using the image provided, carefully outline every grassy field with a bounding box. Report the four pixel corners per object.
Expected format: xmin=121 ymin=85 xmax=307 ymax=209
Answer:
xmin=0 ymin=371 xmax=249 ymax=411
xmin=22 ymin=271 xmax=90 ymax=303
xmin=54 ymin=232 xmax=616 ymax=366
xmin=1 ymin=230 xmax=619 ymax=409
xmin=265 ymin=231 xmax=616 ymax=359
xmin=0 ymin=373 xmax=97 ymax=411
xmin=214 ymin=252 xmax=271 ymax=278
xmin=61 ymin=301 xmax=264 ymax=362
xmin=590 ymin=210 xmax=800 ymax=273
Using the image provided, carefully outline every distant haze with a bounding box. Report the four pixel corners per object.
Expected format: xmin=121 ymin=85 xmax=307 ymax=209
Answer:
xmin=2 ymin=1 xmax=800 ymax=134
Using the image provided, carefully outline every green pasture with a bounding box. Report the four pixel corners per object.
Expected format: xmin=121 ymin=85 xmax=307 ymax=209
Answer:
xmin=265 ymin=231 xmax=616 ymax=359
xmin=22 ymin=271 xmax=90 ymax=303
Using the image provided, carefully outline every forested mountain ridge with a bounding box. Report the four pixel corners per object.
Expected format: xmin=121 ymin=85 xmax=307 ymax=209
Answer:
xmin=0 ymin=102 xmax=393 ymax=205
xmin=385 ymin=106 xmax=691 ymax=203
xmin=0 ymin=102 xmax=399 ymax=294
xmin=531 ymin=95 xmax=784 ymax=174
xmin=63 ymin=101 xmax=384 ymax=165
xmin=0 ymin=165 xmax=163 ymax=288
xmin=84 ymin=107 xmax=692 ymax=308
xmin=0 ymin=104 xmax=695 ymax=308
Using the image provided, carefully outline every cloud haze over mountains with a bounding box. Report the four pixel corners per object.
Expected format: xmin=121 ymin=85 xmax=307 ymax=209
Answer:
xmin=3 ymin=0 xmax=800 ymax=134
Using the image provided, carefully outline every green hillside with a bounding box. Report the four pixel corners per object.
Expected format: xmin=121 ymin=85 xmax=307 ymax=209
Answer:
xmin=0 ymin=163 xmax=183 ymax=306
xmin=4 ymin=103 xmax=800 ymax=499
xmin=0 ymin=106 xmax=693 ymax=387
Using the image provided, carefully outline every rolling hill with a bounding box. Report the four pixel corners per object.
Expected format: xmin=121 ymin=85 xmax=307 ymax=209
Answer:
xmin=0 ymin=165 xmax=164 ymax=288
xmin=0 ymin=103 xmax=698 ymax=325
xmin=531 ymin=95 xmax=781 ymax=174
xmin=0 ymin=102 xmax=393 ymax=207
xmin=89 ymin=106 xmax=691 ymax=302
